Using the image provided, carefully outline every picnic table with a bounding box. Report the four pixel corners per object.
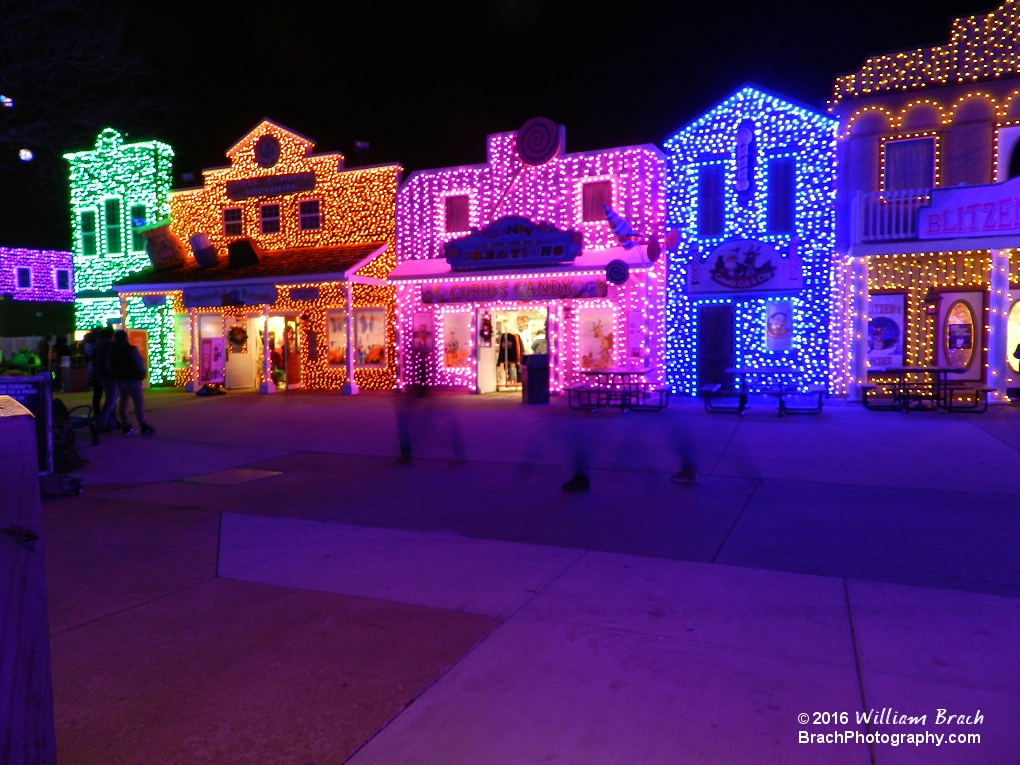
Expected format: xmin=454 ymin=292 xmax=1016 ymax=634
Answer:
xmin=863 ymin=365 xmax=990 ymax=412
xmin=566 ymin=367 xmax=669 ymax=412
xmin=701 ymin=366 xmax=826 ymax=416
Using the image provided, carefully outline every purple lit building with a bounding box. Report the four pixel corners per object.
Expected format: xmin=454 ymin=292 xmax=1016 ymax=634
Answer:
xmin=0 ymin=247 xmax=75 ymax=338
xmin=390 ymin=121 xmax=666 ymax=394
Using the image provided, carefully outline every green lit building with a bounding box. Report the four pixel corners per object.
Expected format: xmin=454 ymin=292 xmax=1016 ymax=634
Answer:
xmin=64 ymin=128 xmax=175 ymax=383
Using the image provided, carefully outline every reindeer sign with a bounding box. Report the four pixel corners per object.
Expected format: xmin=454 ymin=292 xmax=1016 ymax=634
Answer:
xmin=687 ymin=238 xmax=803 ymax=295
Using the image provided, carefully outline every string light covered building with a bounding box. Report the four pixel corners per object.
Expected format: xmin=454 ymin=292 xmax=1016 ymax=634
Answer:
xmin=662 ymin=87 xmax=837 ymax=394
xmin=114 ymin=120 xmax=401 ymax=393
xmin=830 ymin=0 xmax=1020 ymax=402
xmin=0 ymin=247 xmax=74 ymax=338
xmin=64 ymin=128 xmax=175 ymax=382
xmin=389 ymin=119 xmax=666 ymax=394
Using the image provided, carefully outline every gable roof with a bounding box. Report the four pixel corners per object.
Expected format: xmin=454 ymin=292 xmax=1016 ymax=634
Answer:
xmin=663 ymin=85 xmax=835 ymax=148
xmin=225 ymin=118 xmax=317 ymax=159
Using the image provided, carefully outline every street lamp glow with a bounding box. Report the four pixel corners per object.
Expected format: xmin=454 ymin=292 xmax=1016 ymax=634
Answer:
xmin=18 ymin=148 xmax=33 ymax=162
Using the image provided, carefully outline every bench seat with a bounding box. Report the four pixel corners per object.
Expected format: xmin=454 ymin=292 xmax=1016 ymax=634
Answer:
xmin=945 ymin=383 xmax=993 ymax=413
xmin=700 ymin=383 xmax=746 ymax=414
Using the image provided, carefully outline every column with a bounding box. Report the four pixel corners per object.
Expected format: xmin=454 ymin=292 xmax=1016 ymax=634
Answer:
xmin=987 ymin=248 xmax=1011 ymax=402
xmin=185 ymin=308 xmax=198 ymax=392
xmin=259 ymin=306 xmax=274 ymax=394
xmin=341 ymin=283 xmax=359 ymax=395
xmin=118 ymin=294 xmax=128 ymax=329
xmin=849 ymin=256 xmax=870 ymax=401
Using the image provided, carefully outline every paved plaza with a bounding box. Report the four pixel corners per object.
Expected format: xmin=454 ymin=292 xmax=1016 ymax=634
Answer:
xmin=42 ymin=388 xmax=1020 ymax=764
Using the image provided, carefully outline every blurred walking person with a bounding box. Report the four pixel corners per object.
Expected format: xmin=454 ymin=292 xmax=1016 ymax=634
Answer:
xmin=108 ymin=330 xmax=156 ymax=435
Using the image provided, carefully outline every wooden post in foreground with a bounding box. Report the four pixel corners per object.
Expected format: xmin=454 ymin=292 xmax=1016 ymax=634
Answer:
xmin=0 ymin=396 xmax=57 ymax=765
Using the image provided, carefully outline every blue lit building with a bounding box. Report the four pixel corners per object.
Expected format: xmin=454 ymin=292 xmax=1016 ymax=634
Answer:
xmin=662 ymin=86 xmax=837 ymax=394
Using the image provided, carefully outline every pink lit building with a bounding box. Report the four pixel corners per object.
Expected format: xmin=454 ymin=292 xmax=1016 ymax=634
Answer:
xmin=391 ymin=122 xmax=666 ymax=393
xmin=0 ymin=247 xmax=74 ymax=302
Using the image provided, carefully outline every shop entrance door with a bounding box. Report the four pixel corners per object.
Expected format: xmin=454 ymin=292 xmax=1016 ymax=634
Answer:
xmin=697 ymin=303 xmax=734 ymax=389
xmin=224 ymin=317 xmax=256 ymax=389
xmin=490 ymin=307 xmax=548 ymax=392
xmin=266 ymin=315 xmax=302 ymax=390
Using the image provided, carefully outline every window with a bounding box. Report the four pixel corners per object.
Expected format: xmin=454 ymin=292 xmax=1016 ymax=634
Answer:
xmin=130 ymin=205 xmax=147 ymax=251
xmin=581 ymin=181 xmax=613 ymax=222
xmin=56 ymin=270 xmax=70 ymax=290
xmin=767 ymin=158 xmax=796 ymax=234
xmin=16 ymin=268 xmax=31 ymax=289
xmin=444 ymin=195 xmax=470 ymax=232
xmin=299 ymin=200 xmax=321 ymax=231
xmin=697 ymin=165 xmax=725 ymax=237
xmin=1009 ymin=140 xmax=1020 ymax=180
xmin=81 ymin=211 xmax=97 ymax=255
xmin=260 ymin=204 xmax=280 ymax=234
xmin=884 ymin=137 xmax=935 ymax=191
xmin=223 ymin=208 xmax=243 ymax=236
xmin=105 ymin=198 xmax=123 ymax=254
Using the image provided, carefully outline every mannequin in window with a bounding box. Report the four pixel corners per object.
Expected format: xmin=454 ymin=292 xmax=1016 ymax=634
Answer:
xmin=497 ymin=332 xmax=522 ymax=384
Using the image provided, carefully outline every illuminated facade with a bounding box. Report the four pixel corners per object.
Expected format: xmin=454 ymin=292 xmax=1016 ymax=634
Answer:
xmin=0 ymin=247 xmax=75 ymax=339
xmin=115 ymin=120 xmax=400 ymax=393
xmin=831 ymin=1 xmax=1020 ymax=401
xmin=663 ymin=87 xmax=837 ymax=395
xmin=0 ymin=248 xmax=74 ymax=302
xmin=391 ymin=123 xmax=666 ymax=393
xmin=64 ymin=128 xmax=175 ymax=382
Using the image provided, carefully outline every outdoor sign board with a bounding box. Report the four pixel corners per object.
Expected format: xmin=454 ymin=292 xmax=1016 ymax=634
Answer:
xmin=225 ymin=172 xmax=316 ymax=201
xmin=920 ymin=175 xmax=1020 ymax=239
xmin=0 ymin=374 xmax=53 ymax=474
xmin=444 ymin=216 xmax=583 ymax=271
xmin=687 ymin=239 xmax=803 ymax=295
xmin=183 ymin=284 xmax=278 ymax=308
xmin=422 ymin=276 xmax=607 ymax=304
xmin=199 ymin=338 xmax=226 ymax=384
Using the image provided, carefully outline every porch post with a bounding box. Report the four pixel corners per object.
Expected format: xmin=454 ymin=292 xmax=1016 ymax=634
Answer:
xmin=341 ymin=282 xmax=359 ymax=395
xmin=118 ymin=293 xmax=128 ymax=329
xmin=185 ymin=308 xmax=198 ymax=392
xmin=988 ymin=248 xmax=1011 ymax=402
xmin=850 ymin=255 xmax=870 ymax=401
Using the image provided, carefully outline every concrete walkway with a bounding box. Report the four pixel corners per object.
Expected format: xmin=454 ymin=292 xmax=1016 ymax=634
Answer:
xmin=43 ymin=388 xmax=1020 ymax=763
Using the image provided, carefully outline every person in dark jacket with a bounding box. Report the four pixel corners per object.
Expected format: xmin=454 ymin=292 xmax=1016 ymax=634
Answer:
xmin=94 ymin=327 xmax=118 ymax=430
xmin=108 ymin=330 xmax=156 ymax=435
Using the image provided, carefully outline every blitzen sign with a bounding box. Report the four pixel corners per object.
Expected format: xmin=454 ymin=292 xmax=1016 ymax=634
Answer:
xmin=920 ymin=175 xmax=1020 ymax=239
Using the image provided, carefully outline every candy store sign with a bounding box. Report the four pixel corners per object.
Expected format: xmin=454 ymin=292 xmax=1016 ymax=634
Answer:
xmin=422 ymin=277 xmax=607 ymax=304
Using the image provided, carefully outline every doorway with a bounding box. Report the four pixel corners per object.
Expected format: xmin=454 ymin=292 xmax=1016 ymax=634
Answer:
xmin=265 ymin=315 xmax=302 ymax=390
xmin=477 ymin=307 xmax=548 ymax=393
xmin=697 ymin=303 xmax=735 ymax=389
xmin=225 ymin=317 xmax=256 ymax=389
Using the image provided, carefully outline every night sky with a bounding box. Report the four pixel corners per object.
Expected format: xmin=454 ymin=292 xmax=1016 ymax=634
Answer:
xmin=0 ymin=0 xmax=997 ymax=249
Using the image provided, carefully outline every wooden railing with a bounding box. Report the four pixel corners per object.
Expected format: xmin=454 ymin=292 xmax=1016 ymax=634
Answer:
xmin=854 ymin=190 xmax=931 ymax=244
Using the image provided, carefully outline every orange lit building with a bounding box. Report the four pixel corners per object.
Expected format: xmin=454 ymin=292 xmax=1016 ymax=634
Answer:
xmin=830 ymin=2 xmax=1020 ymax=404
xmin=115 ymin=119 xmax=400 ymax=393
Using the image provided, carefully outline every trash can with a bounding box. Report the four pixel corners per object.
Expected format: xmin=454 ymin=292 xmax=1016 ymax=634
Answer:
xmin=521 ymin=354 xmax=549 ymax=404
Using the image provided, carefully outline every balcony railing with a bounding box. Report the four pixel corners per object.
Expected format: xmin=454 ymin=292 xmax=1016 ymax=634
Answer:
xmin=854 ymin=190 xmax=931 ymax=244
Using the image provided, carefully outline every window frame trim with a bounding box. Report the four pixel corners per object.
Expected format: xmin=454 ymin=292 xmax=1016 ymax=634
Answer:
xmin=259 ymin=203 xmax=282 ymax=235
xmin=879 ymin=132 xmax=941 ymax=192
xmin=298 ymin=198 xmax=323 ymax=231
xmin=103 ymin=196 xmax=125 ymax=256
xmin=575 ymin=175 xmax=619 ymax=228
